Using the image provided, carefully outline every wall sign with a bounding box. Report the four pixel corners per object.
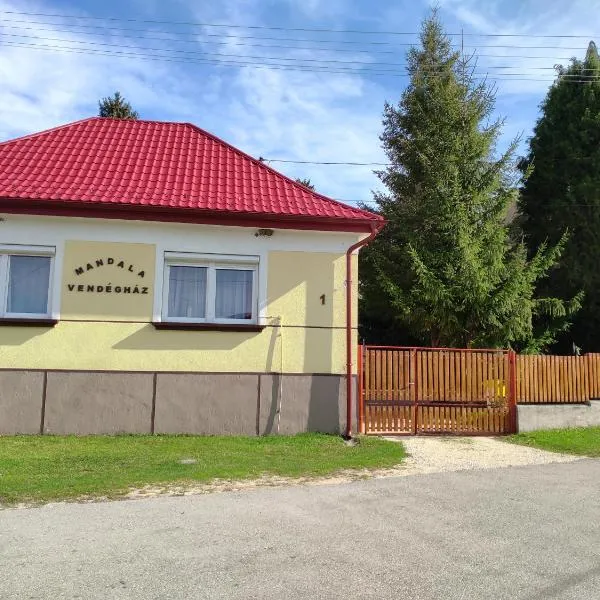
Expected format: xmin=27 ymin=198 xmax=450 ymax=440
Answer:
xmin=67 ymin=257 xmax=149 ymax=295
xmin=61 ymin=241 xmax=156 ymax=321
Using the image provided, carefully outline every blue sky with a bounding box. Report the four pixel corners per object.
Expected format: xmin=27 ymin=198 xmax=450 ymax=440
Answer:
xmin=0 ymin=0 xmax=598 ymax=207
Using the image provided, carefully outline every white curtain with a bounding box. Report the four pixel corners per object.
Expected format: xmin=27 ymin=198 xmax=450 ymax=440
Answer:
xmin=7 ymin=255 xmax=51 ymax=314
xmin=168 ymin=266 xmax=207 ymax=318
xmin=216 ymin=269 xmax=253 ymax=319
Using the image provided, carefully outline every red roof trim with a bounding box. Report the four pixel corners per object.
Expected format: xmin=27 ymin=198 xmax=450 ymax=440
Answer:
xmin=0 ymin=198 xmax=379 ymax=233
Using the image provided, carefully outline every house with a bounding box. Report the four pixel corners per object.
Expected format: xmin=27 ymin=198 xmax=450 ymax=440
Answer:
xmin=0 ymin=117 xmax=383 ymax=436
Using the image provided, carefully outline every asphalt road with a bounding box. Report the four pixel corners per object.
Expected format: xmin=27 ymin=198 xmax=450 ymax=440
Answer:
xmin=2 ymin=460 xmax=600 ymax=600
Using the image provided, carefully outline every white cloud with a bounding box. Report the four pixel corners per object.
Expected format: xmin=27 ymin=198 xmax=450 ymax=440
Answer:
xmin=223 ymin=66 xmax=385 ymax=200
xmin=278 ymin=0 xmax=351 ymax=20
xmin=0 ymin=0 xmax=202 ymax=138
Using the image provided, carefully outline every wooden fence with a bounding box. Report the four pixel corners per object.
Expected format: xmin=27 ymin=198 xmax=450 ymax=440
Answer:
xmin=587 ymin=353 xmax=600 ymax=400
xmin=359 ymin=347 xmax=600 ymax=436
xmin=361 ymin=347 xmax=511 ymax=405
xmin=359 ymin=346 xmax=516 ymax=435
xmin=516 ymin=353 xmax=600 ymax=403
xmin=414 ymin=349 xmax=509 ymax=405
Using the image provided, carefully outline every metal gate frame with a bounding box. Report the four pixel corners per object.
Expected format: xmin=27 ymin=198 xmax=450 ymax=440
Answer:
xmin=358 ymin=345 xmax=518 ymax=436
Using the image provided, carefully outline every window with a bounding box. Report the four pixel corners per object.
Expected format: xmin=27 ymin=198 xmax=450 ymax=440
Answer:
xmin=162 ymin=254 xmax=258 ymax=324
xmin=0 ymin=247 xmax=54 ymax=319
xmin=215 ymin=269 xmax=254 ymax=320
xmin=168 ymin=265 xmax=207 ymax=319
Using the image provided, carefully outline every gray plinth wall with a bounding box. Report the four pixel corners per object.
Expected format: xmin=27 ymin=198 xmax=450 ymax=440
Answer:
xmin=0 ymin=370 xmax=355 ymax=435
xmin=517 ymin=401 xmax=600 ymax=432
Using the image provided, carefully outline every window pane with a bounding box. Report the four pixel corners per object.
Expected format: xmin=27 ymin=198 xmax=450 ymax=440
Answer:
xmin=7 ymin=255 xmax=51 ymax=315
xmin=168 ymin=266 xmax=207 ymax=318
xmin=216 ymin=269 xmax=253 ymax=320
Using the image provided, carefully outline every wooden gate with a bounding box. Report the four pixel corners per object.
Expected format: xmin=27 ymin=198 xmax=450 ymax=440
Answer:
xmin=358 ymin=346 xmax=517 ymax=435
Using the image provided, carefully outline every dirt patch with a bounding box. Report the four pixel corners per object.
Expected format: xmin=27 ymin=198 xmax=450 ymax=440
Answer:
xmin=125 ymin=470 xmax=383 ymax=500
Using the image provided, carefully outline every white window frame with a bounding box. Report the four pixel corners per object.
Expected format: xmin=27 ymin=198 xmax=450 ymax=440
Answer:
xmin=161 ymin=252 xmax=259 ymax=324
xmin=0 ymin=244 xmax=56 ymax=320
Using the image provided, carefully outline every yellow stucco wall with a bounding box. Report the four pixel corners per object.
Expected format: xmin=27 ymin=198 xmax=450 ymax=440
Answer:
xmin=0 ymin=321 xmax=348 ymax=374
xmin=267 ymin=251 xmax=356 ymax=329
xmin=0 ymin=246 xmax=358 ymax=374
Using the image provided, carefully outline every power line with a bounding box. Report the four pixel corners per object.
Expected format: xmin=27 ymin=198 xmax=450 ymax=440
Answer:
xmin=265 ymin=159 xmax=390 ymax=166
xmin=0 ymin=40 xmax=553 ymax=80
xmin=341 ymin=201 xmax=600 ymax=207
xmin=0 ymin=22 xmax=584 ymax=60
xmin=0 ymin=17 xmax=593 ymax=53
xmin=4 ymin=41 xmax=597 ymax=83
xmin=0 ymin=32 xmax=590 ymax=71
xmin=465 ymin=44 xmax=589 ymax=50
xmin=0 ymin=18 xmax=420 ymax=46
xmin=271 ymin=153 xmax=600 ymax=169
xmin=0 ymin=40 xmax=403 ymax=75
xmin=2 ymin=22 xmax=406 ymax=54
xmin=268 ymin=155 xmax=600 ymax=167
xmin=0 ymin=32 xmax=413 ymax=66
xmin=330 ymin=198 xmax=600 ymax=209
xmin=5 ymin=41 xmax=599 ymax=83
xmin=1 ymin=10 xmax=600 ymax=39
xmin=0 ymin=9 xmax=423 ymax=34
xmin=0 ymin=40 xmax=419 ymax=76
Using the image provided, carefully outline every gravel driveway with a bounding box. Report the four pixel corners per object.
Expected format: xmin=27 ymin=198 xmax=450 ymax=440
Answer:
xmin=391 ymin=435 xmax=580 ymax=475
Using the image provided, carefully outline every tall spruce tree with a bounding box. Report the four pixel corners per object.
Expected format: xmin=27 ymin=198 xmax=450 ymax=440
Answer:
xmin=360 ymin=11 xmax=578 ymax=350
xmin=98 ymin=91 xmax=139 ymax=119
xmin=519 ymin=42 xmax=600 ymax=352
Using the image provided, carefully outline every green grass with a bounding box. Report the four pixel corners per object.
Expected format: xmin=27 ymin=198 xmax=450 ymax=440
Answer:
xmin=507 ymin=426 xmax=600 ymax=457
xmin=0 ymin=434 xmax=405 ymax=505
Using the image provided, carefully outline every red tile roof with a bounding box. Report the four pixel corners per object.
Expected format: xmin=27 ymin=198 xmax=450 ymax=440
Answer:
xmin=0 ymin=117 xmax=382 ymax=232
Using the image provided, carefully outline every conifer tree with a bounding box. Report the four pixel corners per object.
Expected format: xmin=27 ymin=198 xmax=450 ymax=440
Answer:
xmin=360 ymin=11 xmax=578 ymax=350
xmin=98 ymin=91 xmax=139 ymax=120
xmin=519 ymin=42 xmax=600 ymax=352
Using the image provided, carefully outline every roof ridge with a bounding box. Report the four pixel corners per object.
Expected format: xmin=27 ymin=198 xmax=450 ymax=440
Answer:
xmin=0 ymin=116 xmax=194 ymax=147
xmin=94 ymin=116 xmax=193 ymax=126
xmin=0 ymin=117 xmax=99 ymax=147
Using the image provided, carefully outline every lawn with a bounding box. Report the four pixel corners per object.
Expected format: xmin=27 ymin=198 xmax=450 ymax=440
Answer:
xmin=0 ymin=434 xmax=405 ymax=505
xmin=507 ymin=426 xmax=600 ymax=457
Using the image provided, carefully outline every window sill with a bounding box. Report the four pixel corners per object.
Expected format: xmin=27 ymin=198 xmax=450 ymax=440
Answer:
xmin=152 ymin=321 xmax=265 ymax=332
xmin=0 ymin=317 xmax=58 ymax=327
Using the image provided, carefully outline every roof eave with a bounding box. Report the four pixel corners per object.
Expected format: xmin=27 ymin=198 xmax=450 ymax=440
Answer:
xmin=0 ymin=198 xmax=384 ymax=234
